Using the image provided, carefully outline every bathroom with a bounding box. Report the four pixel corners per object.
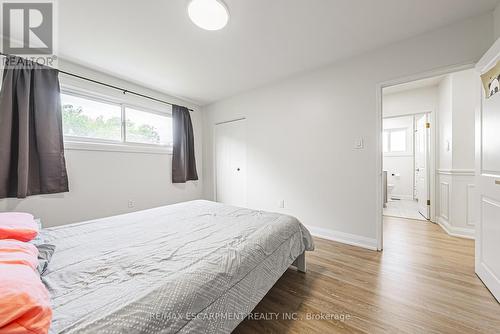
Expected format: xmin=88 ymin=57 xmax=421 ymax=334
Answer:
xmin=383 ymin=114 xmax=426 ymax=220
xmin=382 ymin=76 xmax=438 ymax=221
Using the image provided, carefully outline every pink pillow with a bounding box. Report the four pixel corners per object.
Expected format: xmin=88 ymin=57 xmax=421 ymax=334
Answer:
xmin=0 ymin=240 xmax=52 ymax=334
xmin=0 ymin=212 xmax=38 ymax=242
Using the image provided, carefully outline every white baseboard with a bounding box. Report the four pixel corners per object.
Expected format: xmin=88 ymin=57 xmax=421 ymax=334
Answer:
xmin=437 ymin=217 xmax=475 ymax=239
xmin=305 ymin=225 xmax=378 ymax=251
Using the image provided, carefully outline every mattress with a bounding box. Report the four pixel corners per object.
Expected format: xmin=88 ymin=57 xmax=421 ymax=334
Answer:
xmin=43 ymin=200 xmax=314 ymax=333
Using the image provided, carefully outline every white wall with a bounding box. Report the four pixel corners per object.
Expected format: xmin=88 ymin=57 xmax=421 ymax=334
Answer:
xmin=0 ymin=60 xmax=204 ymax=227
xmin=436 ymin=69 xmax=481 ymax=238
xmin=383 ymin=86 xmax=438 ymax=118
xmin=438 ymin=76 xmax=453 ymax=170
xmin=202 ymin=13 xmax=493 ymax=249
xmin=383 ymin=116 xmax=414 ymax=200
xmin=450 ymin=70 xmax=478 ymax=170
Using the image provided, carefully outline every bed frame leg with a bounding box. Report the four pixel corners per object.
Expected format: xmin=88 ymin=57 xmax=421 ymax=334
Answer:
xmin=293 ymin=251 xmax=307 ymax=273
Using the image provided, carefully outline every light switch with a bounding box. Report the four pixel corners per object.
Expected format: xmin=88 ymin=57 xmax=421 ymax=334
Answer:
xmin=354 ymin=138 xmax=364 ymax=149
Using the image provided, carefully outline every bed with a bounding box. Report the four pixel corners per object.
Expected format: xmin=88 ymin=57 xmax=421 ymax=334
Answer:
xmin=42 ymin=200 xmax=314 ymax=333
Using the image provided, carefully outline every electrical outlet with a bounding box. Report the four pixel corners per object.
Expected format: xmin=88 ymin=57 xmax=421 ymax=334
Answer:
xmin=278 ymin=200 xmax=285 ymax=209
xmin=128 ymin=200 xmax=135 ymax=208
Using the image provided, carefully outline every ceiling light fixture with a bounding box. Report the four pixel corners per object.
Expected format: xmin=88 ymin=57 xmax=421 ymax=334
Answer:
xmin=188 ymin=0 xmax=229 ymax=31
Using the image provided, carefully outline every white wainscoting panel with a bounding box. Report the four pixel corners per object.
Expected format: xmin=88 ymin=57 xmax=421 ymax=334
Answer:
xmin=436 ymin=170 xmax=476 ymax=239
xmin=466 ymin=184 xmax=477 ymax=227
xmin=440 ymin=182 xmax=450 ymax=220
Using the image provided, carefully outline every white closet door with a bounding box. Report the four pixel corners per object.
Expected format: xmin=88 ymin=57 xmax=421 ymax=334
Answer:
xmin=215 ymin=119 xmax=247 ymax=207
xmin=475 ymin=39 xmax=500 ymax=302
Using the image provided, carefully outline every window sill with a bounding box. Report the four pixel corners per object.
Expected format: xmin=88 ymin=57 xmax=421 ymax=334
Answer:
xmin=64 ymin=140 xmax=173 ymax=155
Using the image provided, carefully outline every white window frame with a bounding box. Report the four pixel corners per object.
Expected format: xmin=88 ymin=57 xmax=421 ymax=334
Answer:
xmin=61 ymin=87 xmax=173 ymax=155
xmin=383 ymin=127 xmax=412 ymax=156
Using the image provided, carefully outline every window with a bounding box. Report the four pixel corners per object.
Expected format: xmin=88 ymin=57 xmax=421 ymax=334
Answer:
xmin=383 ymin=128 xmax=408 ymax=153
xmin=61 ymin=94 xmax=122 ymax=141
xmin=125 ymin=107 xmax=173 ymax=146
xmin=61 ymin=91 xmax=173 ymax=152
xmin=389 ymin=129 xmax=406 ymax=152
xmin=383 ymin=131 xmax=390 ymax=153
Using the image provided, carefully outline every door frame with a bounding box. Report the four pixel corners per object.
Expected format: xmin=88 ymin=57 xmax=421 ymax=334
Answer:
xmin=414 ymin=112 xmax=432 ymax=219
xmin=213 ymin=117 xmax=247 ymax=203
xmin=375 ymin=63 xmax=476 ymax=251
xmin=383 ymin=111 xmax=431 ymax=206
xmin=383 ymin=112 xmax=433 ymax=220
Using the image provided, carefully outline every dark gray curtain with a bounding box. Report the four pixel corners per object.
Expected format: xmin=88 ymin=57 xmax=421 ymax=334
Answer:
xmin=0 ymin=56 xmax=68 ymax=199
xmin=172 ymin=105 xmax=198 ymax=183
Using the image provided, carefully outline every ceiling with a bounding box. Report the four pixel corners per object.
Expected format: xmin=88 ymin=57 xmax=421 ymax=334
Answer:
xmin=58 ymin=0 xmax=498 ymax=105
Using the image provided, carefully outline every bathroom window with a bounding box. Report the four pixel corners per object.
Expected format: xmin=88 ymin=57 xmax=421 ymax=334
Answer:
xmin=383 ymin=128 xmax=408 ymax=153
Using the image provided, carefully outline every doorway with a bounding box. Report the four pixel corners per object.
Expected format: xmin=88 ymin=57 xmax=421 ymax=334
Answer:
xmin=383 ymin=112 xmax=432 ymax=221
xmin=214 ymin=118 xmax=247 ymax=207
xmin=377 ymin=65 xmax=481 ymax=251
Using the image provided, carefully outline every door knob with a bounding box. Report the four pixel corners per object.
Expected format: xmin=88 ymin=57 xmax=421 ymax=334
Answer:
xmin=237 ymin=168 xmax=240 ymax=171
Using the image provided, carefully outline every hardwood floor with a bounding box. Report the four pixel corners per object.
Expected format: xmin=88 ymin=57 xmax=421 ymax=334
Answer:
xmin=234 ymin=216 xmax=500 ymax=333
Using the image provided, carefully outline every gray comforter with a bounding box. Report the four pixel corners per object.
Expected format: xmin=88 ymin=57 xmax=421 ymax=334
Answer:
xmin=44 ymin=200 xmax=314 ymax=333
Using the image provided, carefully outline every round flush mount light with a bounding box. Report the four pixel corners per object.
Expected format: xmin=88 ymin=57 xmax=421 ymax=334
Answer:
xmin=188 ymin=0 xmax=229 ymax=31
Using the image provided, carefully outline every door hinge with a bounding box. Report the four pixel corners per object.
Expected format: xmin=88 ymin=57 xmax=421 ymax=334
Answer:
xmin=426 ymin=122 xmax=431 ymax=128
xmin=427 ymin=200 xmax=431 ymax=206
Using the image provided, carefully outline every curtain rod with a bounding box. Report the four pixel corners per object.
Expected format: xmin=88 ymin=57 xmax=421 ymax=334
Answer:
xmin=0 ymin=53 xmax=194 ymax=112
